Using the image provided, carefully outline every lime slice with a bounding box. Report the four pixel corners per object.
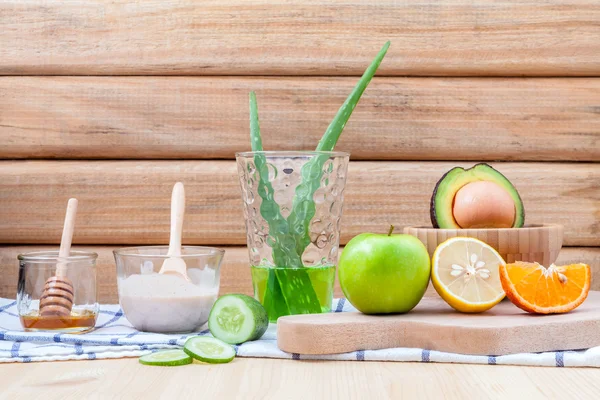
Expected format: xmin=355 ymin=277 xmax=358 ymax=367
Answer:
xmin=208 ymin=294 xmax=268 ymax=344
xmin=183 ymin=337 xmax=236 ymax=364
xmin=139 ymin=349 xmax=192 ymax=366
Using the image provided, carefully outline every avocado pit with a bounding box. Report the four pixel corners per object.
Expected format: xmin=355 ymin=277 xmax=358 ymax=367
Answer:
xmin=452 ymin=181 xmax=516 ymax=229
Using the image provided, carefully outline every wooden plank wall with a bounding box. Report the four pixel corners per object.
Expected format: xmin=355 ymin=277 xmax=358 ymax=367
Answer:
xmin=0 ymin=0 xmax=598 ymax=303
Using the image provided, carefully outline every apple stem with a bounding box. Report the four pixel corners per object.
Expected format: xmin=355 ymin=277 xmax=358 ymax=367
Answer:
xmin=388 ymin=225 xmax=395 ymax=236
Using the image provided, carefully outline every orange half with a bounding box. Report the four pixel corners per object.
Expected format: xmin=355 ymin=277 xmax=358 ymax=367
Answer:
xmin=499 ymin=262 xmax=591 ymax=314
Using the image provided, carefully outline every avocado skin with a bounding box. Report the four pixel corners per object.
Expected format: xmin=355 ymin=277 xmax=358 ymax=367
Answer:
xmin=430 ymin=163 xmax=525 ymax=229
xmin=430 ymin=167 xmax=460 ymax=229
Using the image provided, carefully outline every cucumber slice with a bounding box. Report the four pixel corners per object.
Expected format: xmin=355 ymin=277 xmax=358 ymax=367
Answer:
xmin=208 ymin=294 xmax=269 ymax=344
xmin=183 ymin=337 xmax=236 ymax=364
xmin=139 ymin=350 xmax=193 ymax=366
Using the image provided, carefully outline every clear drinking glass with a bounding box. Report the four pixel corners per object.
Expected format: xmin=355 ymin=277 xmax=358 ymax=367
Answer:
xmin=113 ymin=246 xmax=224 ymax=333
xmin=17 ymin=251 xmax=98 ymax=333
xmin=236 ymin=151 xmax=350 ymax=322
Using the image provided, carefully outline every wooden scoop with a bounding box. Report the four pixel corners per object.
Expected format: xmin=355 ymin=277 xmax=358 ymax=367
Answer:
xmin=158 ymin=182 xmax=190 ymax=281
xmin=39 ymin=198 xmax=78 ymax=316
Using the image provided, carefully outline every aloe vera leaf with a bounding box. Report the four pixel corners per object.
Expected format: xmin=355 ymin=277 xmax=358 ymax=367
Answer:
xmin=317 ymin=41 xmax=390 ymax=151
xmin=249 ymin=92 xmax=264 ymax=152
xmin=249 ymin=92 xmax=291 ymax=317
xmin=274 ymin=269 xmax=322 ymax=315
xmin=258 ymin=175 xmax=321 ymax=314
xmin=262 ymin=266 xmax=290 ymax=321
xmin=249 ymin=92 xmax=300 ymax=266
xmin=270 ymin=231 xmax=321 ymax=314
xmin=249 ymin=92 xmax=321 ymax=315
xmin=287 ymin=42 xmax=390 ymax=256
xmin=287 ymin=158 xmax=329 ymax=256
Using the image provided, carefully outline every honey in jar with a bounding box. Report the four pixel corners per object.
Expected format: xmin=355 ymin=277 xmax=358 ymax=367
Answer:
xmin=20 ymin=310 xmax=97 ymax=333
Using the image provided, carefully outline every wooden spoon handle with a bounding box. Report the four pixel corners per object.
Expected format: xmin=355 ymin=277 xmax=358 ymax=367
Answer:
xmin=167 ymin=182 xmax=185 ymax=257
xmin=56 ymin=198 xmax=78 ymax=276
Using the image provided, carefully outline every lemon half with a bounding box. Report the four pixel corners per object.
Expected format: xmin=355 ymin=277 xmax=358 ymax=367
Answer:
xmin=432 ymin=237 xmax=506 ymax=313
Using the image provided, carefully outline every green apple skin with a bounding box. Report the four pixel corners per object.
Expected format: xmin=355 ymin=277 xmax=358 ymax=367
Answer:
xmin=338 ymin=233 xmax=431 ymax=314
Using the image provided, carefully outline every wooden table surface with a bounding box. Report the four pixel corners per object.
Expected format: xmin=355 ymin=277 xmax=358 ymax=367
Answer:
xmin=1 ymin=358 xmax=599 ymax=399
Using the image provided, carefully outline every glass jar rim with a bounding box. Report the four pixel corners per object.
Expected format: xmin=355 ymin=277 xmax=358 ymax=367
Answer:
xmin=18 ymin=250 xmax=98 ymax=262
xmin=113 ymin=245 xmax=225 ymax=258
xmin=235 ymin=150 xmax=350 ymax=158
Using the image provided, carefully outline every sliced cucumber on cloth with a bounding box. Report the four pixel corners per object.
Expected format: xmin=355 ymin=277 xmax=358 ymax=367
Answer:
xmin=208 ymin=294 xmax=269 ymax=344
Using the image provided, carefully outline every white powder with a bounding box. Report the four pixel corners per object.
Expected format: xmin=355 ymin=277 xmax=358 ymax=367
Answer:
xmin=119 ymin=270 xmax=218 ymax=333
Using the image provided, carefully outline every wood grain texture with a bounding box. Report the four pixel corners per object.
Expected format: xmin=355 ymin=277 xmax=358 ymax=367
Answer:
xmin=1 ymin=1 xmax=599 ymax=76
xmin=1 ymin=77 xmax=599 ymax=161
xmin=1 ymin=245 xmax=598 ymax=303
xmin=278 ymin=292 xmax=600 ymax=356
xmin=0 ymin=161 xmax=597 ymax=246
xmin=2 ymin=359 xmax=600 ymax=399
xmin=405 ymin=224 xmax=564 ymax=266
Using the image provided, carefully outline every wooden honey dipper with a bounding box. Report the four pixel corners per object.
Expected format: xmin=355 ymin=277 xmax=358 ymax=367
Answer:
xmin=39 ymin=198 xmax=78 ymax=316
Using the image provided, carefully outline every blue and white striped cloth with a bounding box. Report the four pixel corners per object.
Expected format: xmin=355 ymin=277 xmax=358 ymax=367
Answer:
xmin=1 ymin=298 xmax=599 ymax=367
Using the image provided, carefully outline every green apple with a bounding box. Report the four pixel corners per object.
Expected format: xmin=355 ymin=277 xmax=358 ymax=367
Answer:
xmin=338 ymin=226 xmax=431 ymax=314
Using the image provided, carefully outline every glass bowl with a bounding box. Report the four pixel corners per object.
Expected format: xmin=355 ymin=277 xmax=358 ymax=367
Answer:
xmin=113 ymin=246 xmax=225 ymax=333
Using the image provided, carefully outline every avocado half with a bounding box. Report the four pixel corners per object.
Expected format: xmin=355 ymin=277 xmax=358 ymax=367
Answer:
xmin=430 ymin=163 xmax=525 ymax=229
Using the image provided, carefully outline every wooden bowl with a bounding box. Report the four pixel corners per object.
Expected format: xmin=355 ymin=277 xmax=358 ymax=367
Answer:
xmin=403 ymin=224 xmax=563 ymax=266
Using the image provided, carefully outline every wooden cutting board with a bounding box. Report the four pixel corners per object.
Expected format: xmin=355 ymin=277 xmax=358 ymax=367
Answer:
xmin=277 ymin=291 xmax=600 ymax=356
